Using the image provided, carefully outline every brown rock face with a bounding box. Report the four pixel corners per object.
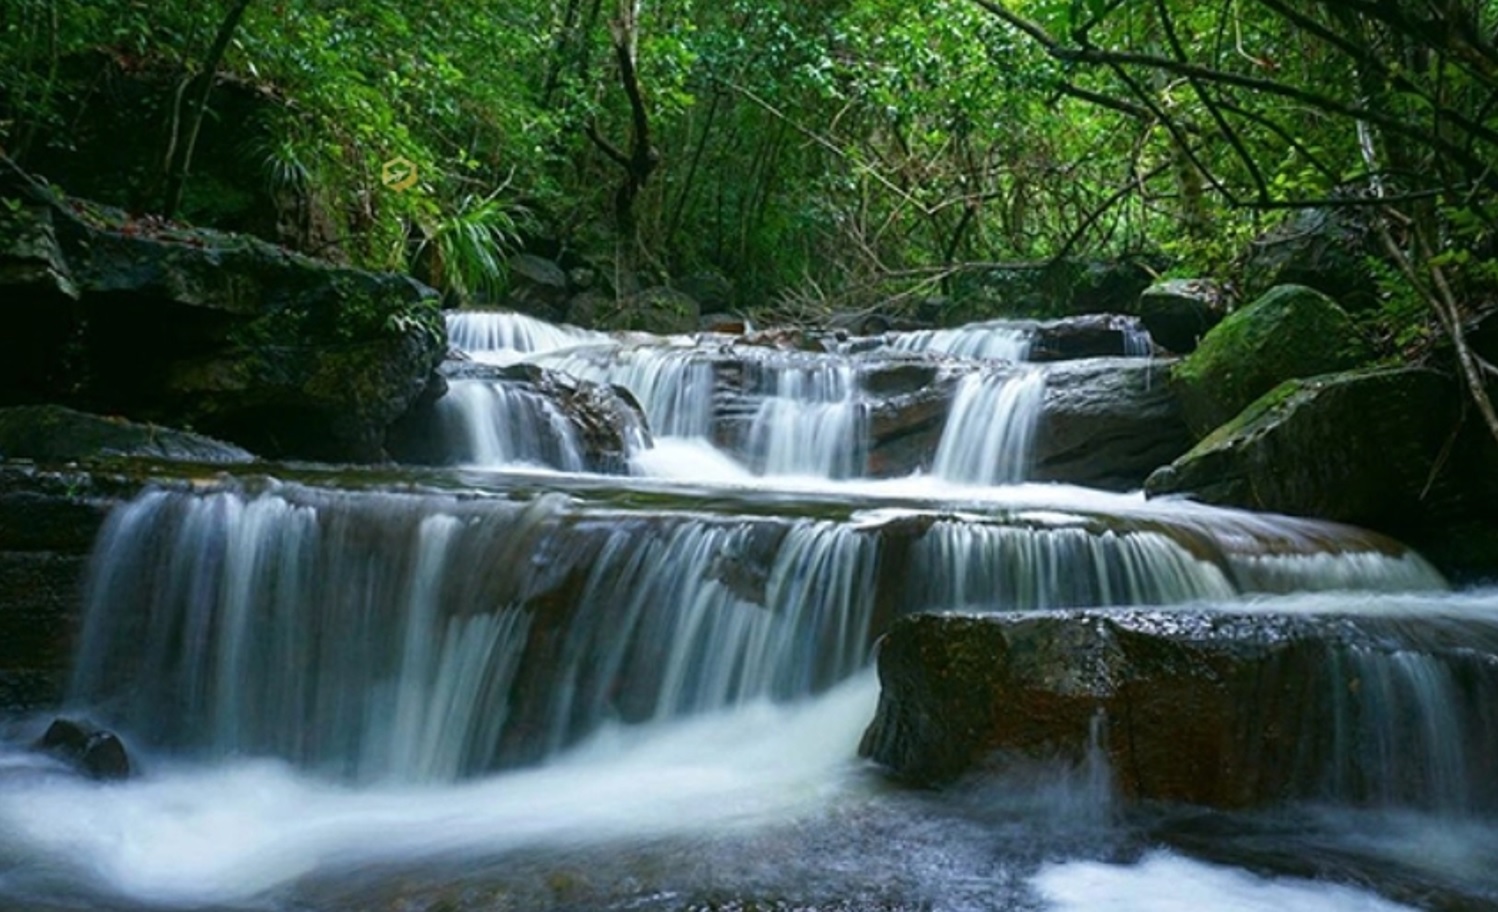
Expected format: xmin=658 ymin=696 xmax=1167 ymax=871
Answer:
xmin=860 ymin=610 xmax=1498 ymax=811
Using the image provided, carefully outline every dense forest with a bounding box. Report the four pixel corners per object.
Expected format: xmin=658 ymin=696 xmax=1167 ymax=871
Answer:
xmin=3 ymin=0 xmax=1497 ymax=431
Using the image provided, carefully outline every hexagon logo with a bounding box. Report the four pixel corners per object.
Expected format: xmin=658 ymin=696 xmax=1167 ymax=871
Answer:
xmin=380 ymin=156 xmax=419 ymax=192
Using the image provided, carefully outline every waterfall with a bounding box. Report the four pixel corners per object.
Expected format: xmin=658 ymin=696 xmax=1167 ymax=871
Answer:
xmin=541 ymin=346 xmax=715 ymax=439
xmin=910 ymin=520 xmax=1239 ymax=608
xmin=428 ymin=380 xmax=587 ymax=469
xmin=931 ymin=368 xmax=1046 ymax=485
xmin=887 ymin=321 xmax=1033 ymax=361
xmin=446 ymin=311 xmax=603 ymax=363
xmin=742 ymin=363 xmax=866 ymax=478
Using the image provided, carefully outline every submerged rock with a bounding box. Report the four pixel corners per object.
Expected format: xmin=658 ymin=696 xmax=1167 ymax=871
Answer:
xmin=35 ymin=717 xmax=131 ymax=780
xmin=0 ymin=161 xmax=445 ymax=462
xmin=1172 ymin=285 xmax=1370 ymax=436
xmin=1032 ymin=358 xmax=1191 ymax=491
xmin=0 ymin=404 xmax=254 ymax=464
xmin=861 ymin=609 xmax=1498 ymax=811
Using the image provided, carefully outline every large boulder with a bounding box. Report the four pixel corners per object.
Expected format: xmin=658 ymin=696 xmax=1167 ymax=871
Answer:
xmin=1172 ymin=285 xmax=1371 ymax=436
xmin=1029 ymin=314 xmax=1153 ymax=361
xmin=860 ymin=609 xmax=1498 ymax=810
xmin=1241 ymin=207 xmax=1380 ymax=311
xmin=1137 ymin=278 xmax=1227 ymax=354
xmin=1031 ymin=358 xmax=1192 ymax=490
xmin=0 ymin=404 xmax=253 ymax=464
xmin=1146 ymin=367 xmax=1498 ymax=581
xmin=0 ymin=161 xmax=446 ymax=462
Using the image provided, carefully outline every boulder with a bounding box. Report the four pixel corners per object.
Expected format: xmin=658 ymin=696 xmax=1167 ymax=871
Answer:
xmin=0 ymin=404 xmax=254 ymax=464
xmin=1028 ymin=314 xmax=1152 ymax=361
xmin=35 ymin=717 xmax=131 ymax=780
xmin=1145 ymin=367 xmax=1498 ymax=581
xmin=860 ymin=609 xmax=1498 ymax=810
xmin=1137 ymin=278 xmax=1228 ymax=354
xmin=1172 ymin=285 xmax=1371 ymax=436
xmin=1241 ymin=207 xmax=1380 ymax=311
xmin=506 ymin=253 xmax=570 ymax=322
xmin=0 ymin=161 xmax=446 ymax=462
xmin=1032 ymin=358 xmax=1192 ymax=490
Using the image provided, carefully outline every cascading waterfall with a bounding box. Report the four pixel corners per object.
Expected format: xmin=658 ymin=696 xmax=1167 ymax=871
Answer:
xmin=931 ymin=368 xmax=1046 ymax=485
xmin=428 ymin=380 xmax=587 ymax=469
xmin=887 ymin=321 xmax=1033 ymax=361
xmin=742 ymin=363 xmax=867 ymax=478
xmin=446 ymin=311 xmax=603 ymax=363
xmin=541 ymin=346 xmax=716 ymax=439
xmin=7 ymin=306 xmax=1493 ymax=912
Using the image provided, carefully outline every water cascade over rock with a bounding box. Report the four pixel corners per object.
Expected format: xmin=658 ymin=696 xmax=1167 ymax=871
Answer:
xmin=2 ymin=304 xmax=1492 ymax=912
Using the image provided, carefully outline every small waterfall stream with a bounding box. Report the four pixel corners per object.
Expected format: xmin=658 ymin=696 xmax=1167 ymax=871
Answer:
xmin=2 ymin=308 xmax=1494 ymax=912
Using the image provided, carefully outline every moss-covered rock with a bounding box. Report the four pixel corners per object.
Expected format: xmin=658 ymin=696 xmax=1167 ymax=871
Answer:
xmin=0 ymin=405 xmax=254 ymax=464
xmin=1172 ymin=284 xmax=1371 ymax=436
xmin=0 ymin=160 xmax=445 ymax=462
xmin=1146 ymin=367 xmax=1498 ymax=582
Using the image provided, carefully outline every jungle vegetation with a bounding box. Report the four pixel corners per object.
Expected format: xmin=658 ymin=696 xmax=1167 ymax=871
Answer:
xmin=3 ymin=0 xmax=1497 ymax=434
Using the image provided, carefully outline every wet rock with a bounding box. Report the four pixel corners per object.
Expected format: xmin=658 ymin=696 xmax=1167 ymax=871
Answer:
xmin=1028 ymin=314 xmax=1152 ymax=362
xmin=1146 ymin=366 xmax=1498 ymax=582
xmin=0 ymin=161 xmax=446 ymax=463
xmin=1172 ymin=285 xmax=1371 ymax=436
xmin=35 ymin=717 xmax=131 ymax=780
xmin=860 ymin=609 xmax=1498 ymax=810
xmin=0 ymin=404 xmax=254 ymax=464
xmin=698 ymin=312 xmax=748 ymax=335
xmin=1032 ymin=358 xmax=1191 ymax=490
xmin=1138 ymin=278 xmax=1228 ymax=354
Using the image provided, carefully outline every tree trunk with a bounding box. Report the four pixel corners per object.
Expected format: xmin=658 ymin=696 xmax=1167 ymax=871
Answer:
xmin=162 ymin=0 xmax=254 ymax=219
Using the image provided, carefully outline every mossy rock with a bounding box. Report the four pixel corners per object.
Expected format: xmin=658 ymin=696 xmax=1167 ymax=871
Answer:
xmin=1172 ymin=284 xmax=1371 ymax=436
xmin=1146 ymin=365 xmax=1498 ymax=580
xmin=0 ymin=404 xmax=253 ymax=463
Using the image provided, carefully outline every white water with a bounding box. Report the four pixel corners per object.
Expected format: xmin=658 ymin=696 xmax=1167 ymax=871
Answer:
xmin=0 ymin=675 xmax=879 ymax=908
xmin=742 ymin=362 xmax=867 ymax=478
xmin=431 ymin=379 xmax=588 ymax=469
xmin=931 ymin=368 xmax=1046 ymax=485
xmin=887 ymin=320 xmax=1034 ymax=361
xmin=446 ymin=311 xmax=604 ymax=364
xmin=1033 ymin=851 xmax=1415 ymax=912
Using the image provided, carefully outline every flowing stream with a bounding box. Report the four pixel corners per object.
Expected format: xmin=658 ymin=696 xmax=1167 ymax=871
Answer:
xmin=1 ymin=310 xmax=1494 ymax=912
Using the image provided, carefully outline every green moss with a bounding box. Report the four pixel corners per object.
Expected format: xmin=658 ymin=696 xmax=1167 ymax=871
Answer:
xmin=1173 ymin=284 xmax=1373 ymax=436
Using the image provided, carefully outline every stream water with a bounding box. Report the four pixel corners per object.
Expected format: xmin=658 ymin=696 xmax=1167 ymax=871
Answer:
xmin=0 ymin=311 xmax=1494 ymax=911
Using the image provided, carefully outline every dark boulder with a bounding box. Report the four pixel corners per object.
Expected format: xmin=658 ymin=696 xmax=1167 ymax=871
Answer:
xmin=0 ymin=162 xmax=446 ymax=462
xmin=1032 ymin=358 xmax=1192 ymax=490
xmin=35 ymin=717 xmax=131 ymax=780
xmin=506 ymin=253 xmax=570 ymax=322
xmin=0 ymin=404 xmax=254 ymax=464
xmin=1146 ymin=367 xmax=1498 ymax=582
xmin=1028 ymin=314 xmax=1152 ymax=362
xmin=860 ymin=609 xmax=1498 ymax=810
xmin=1137 ymin=278 xmax=1228 ymax=354
xmin=1241 ymin=207 xmax=1380 ymax=311
xmin=1171 ymin=285 xmax=1371 ymax=436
